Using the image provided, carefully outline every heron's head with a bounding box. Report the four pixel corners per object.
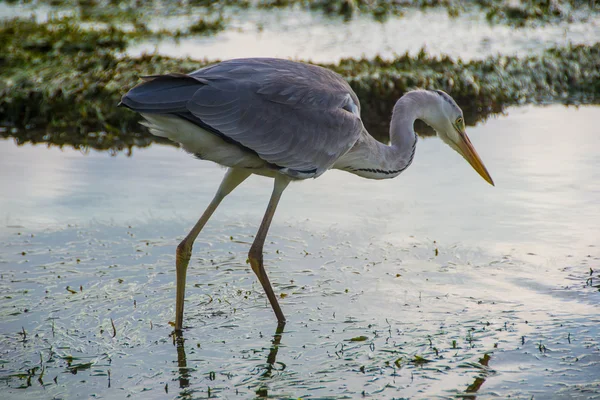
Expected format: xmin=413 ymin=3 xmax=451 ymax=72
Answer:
xmin=420 ymin=90 xmax=494 ymax=186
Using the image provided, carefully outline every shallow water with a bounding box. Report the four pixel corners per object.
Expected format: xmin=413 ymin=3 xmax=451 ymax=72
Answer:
xmin=2 ymin=2 xmax=599 ymax=63
xmin=2 ymin=2 xmax=600 ymax=397
xmin=129 ymin=8 xmax=600 ymax=62
xmin=1 ymin=105 xmax=599 ymax=398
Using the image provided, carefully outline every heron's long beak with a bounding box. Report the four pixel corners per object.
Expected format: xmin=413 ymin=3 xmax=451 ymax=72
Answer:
xmin=456 ymin=129 xmax=494 ymax=186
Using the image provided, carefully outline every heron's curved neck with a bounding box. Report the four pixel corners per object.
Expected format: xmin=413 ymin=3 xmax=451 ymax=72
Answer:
xmin=388 ymin=93 xmax=424 ymax=168
xmin=335 ymin=93 xmax=423 ymax=180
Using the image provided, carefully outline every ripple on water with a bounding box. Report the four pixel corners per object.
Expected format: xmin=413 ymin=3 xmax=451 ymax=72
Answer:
xmin=0 ymin=220 xmax=598 ymax=398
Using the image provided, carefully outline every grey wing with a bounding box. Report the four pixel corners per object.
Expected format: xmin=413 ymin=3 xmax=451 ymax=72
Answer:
xmin=122 ymin=58 xmax=363 ymax=177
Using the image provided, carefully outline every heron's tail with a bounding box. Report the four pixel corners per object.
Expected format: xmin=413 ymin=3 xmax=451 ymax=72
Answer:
xmin=119 ymin=74 xmax=200 ymax=114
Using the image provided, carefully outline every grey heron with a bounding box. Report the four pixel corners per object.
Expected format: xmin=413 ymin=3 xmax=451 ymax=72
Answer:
xmin=120 ymin=57 xmax=494 ymax=331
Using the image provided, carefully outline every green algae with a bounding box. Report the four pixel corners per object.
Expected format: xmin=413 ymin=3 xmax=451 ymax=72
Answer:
xmin=4 ymin=0 xmax=595 ymax=23
xmin=256 ymin=0 xmax=462 ymax=21
xmin=188 ymin=15 xmax=227 ymax=35
xmin=328 ymin=46 xmax=600 ymax=135
xmin=0 ymin=17 xmax=128 ymax=55
xmin=262 ymin=0 xmax=596 ymax=23
xmin=0 ymin=16 xmax=224 ymax=151
xmin=478 ymin=0 xmax=597 ymax=26
xmin=0 ymin=16 xmax=599 ymax=152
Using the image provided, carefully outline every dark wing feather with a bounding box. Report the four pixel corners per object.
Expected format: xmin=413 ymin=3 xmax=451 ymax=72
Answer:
xmin=121 ymin=75 xmax=200 ymax=113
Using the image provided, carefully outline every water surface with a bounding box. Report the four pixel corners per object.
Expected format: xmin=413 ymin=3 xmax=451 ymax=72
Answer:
xmin=129 ymin=8 xmax=600 ymax=62
xmin=2 ymin=2 xmax=599 ymax=63
xmin=1 ymin=105 xmax=598 ymax=398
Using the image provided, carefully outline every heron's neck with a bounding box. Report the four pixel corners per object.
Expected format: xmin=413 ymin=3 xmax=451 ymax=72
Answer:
xmin=334 ymin=95 xmax=421 ymax=180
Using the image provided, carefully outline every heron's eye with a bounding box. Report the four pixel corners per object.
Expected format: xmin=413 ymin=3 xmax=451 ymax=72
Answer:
xmin=456 ymin=117 xmax=463 ymax=126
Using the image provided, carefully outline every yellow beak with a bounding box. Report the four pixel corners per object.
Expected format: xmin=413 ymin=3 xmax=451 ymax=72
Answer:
xmin=456 ymin=129 xmax=494 ymax=186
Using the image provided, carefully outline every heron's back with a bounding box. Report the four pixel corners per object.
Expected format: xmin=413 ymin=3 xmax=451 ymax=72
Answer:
xmin=121 ymin=58 xmax=364 ymax=178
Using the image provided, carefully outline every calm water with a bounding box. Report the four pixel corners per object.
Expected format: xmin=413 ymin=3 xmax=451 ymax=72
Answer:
xmin=1 ymin=105 xmax=599 ymax=398
xmin=2 ymin=2 xmax=599 ymax=62
xmin=2 ymin=2 xmax=600 ymax=398
xmin=129 ymin=8 xmax=600 ymax=62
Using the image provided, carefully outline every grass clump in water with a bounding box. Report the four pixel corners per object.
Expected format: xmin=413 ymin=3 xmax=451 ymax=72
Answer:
xmin=257 ymin=0 xmax=462 ymax=21
xmin=478 ymin=0 xmax=597 ymax=26
xmin=188 ymin=15 xmax=227 ymax=35
xmin=4 ymin=0 xmax=597 ymax=24
xmin=1 ymin=17 xmax=599 ymax=151
xmin=0 ymin=16 xmax=128 ymax=56
xmin=329 ymin=44 xmax=600 ymax=137
xmin=256 ymin=0 xmax=596 ymax=22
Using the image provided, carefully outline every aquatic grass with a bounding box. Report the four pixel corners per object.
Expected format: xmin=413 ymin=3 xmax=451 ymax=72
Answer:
xmin=0 ymin=17 xmax=599 ymax=151
xmin=255 ymin=0 xmax=596 ymax=21
xmin=0 ymin=16 xmax=129 ymax=56
xmin=0 ymin=13 xmax=225 ymax=61
xmin=0 ymin=220 xmax=598 ymax=397
xmin=330 ymin=45 xmax=600 ymax=135
xmin=478 ymin=0 xmax=598 ymax=26
xmin=8 ymin=0 xmax=596 ymax=23
xmin=188 ymin=15 xmax=227 ymax=35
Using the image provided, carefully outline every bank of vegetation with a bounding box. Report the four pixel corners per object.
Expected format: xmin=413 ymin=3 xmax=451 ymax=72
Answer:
xmin=0 ymin=16 xmax=598 ymax=151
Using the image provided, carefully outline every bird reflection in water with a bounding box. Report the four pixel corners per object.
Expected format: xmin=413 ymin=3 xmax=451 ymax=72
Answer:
xmin=172 ymin=323 xmax=286 ymax=398
xmin=173 ymin=333 xmax=191 ymax=392
xmin=256 ymin=323 xmax=286 ymax=397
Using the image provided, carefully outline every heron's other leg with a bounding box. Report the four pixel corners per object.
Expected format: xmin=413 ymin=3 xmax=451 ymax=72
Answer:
xmin=175 ymin=168 xmax=251 ymax=331
xmin=248 ymin=174 xmax=291 ymax=324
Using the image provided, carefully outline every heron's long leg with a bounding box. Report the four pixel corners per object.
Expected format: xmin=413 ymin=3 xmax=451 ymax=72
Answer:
xmin=175 ymin=168 xmax=251 ymax=331
xmin=248 ymin=174 xmax=291 ymax=324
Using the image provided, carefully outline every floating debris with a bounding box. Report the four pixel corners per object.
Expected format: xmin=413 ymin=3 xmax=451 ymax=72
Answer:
xmin=110 ymin=318 xmax=116 ymax=338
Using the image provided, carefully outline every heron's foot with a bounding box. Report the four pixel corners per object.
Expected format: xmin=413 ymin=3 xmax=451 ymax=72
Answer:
xmin=248 ymin=255 xmax=286 ymax=323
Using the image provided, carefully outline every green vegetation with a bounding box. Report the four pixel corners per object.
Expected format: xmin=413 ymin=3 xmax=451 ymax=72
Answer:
xmin=2 ymin=0 xmax=596 ymax=23
xmin=255 ymin=0 xmax=597 ymax=22
xmin=188 ymin=15 xmax=227 ymax=35
xmin=256 ymin=0 xmax=463 ymax=21
xmin=478 ymin=0 xmax=597 ymax=26
xmin=328 ymin=45 xmax=600 ymax=135
xmin=0 ymin=16 xmax=598 ymax=152
xmin=0 ymin=16 xmax=224 ymax=151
